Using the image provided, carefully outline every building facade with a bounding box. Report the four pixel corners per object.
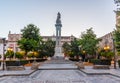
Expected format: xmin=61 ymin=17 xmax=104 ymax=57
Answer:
xmin=0 ymin=38 xmax=7 ymax=60
xmin=0 ymin=38 xmax=3 ymax=58
xmin=42 ymin=35 xmax=75 ymax=45
xmin=98 ymin=32 xmax=114 ymax=51
xmin=7 ymin=31 xmax=22 ymax=53
xmin=7 ymin=32 xmax=76 ymax=53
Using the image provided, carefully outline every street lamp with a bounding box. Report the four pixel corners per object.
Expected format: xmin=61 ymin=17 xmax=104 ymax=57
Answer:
xmin=110 ymin=31 xmax=117 ymax=69
xmin=104 ymin=46 xmax=110 ymax=51
xmin=82 ymin=50 xmax=86 ymax=62
xmin=114 ymin=0 xmax=120 ymax=69
xmin=78 ymin=45 xmax=82 ymax=61
xmin=7 ymin=48 xmax=13 ymax=52
xmin=112 ymin=38 xmax=116 ymax=69
xmin=2 ymin=38 xmax=6 ymax=70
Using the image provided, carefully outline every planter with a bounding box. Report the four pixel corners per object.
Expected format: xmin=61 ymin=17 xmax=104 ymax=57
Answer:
xmin=47 ymin=57 xmax=51 ymax=60
xmin=24 ymin=66 xmax=31 ymax=70
xmin=24 ymin=63 xmax=32 ymax=70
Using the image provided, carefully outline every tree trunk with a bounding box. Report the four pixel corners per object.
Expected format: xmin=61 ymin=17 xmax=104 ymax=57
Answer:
xmin=24 ymin=51 xmax=28 ymax=59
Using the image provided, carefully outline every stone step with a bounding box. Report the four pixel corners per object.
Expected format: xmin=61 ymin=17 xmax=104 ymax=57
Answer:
xmin=45 ymin=59 xmax=74 ymax=64
xmin=39 ymin=68 xmax=78 ymax=70
xmin=32 ymin=80 xmax=85 ymax=83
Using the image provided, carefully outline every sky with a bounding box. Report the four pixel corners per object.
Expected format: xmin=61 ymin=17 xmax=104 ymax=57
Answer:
xmin=0 ymin=0 xmax=117 ymax=39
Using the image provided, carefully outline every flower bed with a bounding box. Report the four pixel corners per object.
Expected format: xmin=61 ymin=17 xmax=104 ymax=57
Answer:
xmin=24 ymin=63 xmax=32 ymax=67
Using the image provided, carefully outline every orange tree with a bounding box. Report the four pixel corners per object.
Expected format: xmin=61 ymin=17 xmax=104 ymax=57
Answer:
xmin=18 ymin=24 xmax=42 ymax=58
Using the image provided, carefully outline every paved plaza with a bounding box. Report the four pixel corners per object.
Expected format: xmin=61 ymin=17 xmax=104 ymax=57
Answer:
xmin=0 ymin=60 xmax=120 ymax=83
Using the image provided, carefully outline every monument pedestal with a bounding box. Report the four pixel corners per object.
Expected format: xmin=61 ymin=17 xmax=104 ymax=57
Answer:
xmin=53 ymin=46 xmax=64 ymax=60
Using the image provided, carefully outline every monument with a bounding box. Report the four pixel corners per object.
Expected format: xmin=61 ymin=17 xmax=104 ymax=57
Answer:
xmin=54 ymin=12 xmax=63 ymax=59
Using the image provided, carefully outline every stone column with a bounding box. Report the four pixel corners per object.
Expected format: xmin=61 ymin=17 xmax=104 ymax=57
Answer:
xmin=54 ymin=12 xmax=63 ymax=59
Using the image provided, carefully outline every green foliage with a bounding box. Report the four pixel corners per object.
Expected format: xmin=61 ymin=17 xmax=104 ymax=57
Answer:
xmin=44 ymin=39 xmax=55 ymax=57
xmin=38 ymin=39 xmax=55 ymax=58
xmin=89 ymin=59 xmax=101 ymax=65
xmin=6 ymin=60 xmax=29 ymax=66
xmin=90 ymin=59 xmax=111 ymax=65
xmin=27 ymin=51 xmax=38 ymax=58
xmin=69 ymin=52 xmax=74 ymax=58
xmin=15 ymin=52 xmax=24 ymax=59
xmin=79 ymin=28 xmax=100 ymax=55
xmin=21 ymin=24 xmax=40 ymax=41
xmin=5 ymin=59 xmax=47 ymax=66
xmin=18 ymin=24 xmax=42 ymax=58
xmin=70 ymin=38 xmax=80 ymax=58
xmin=62 ymin=38 xmax=83 ymax=59
xmin=69 ymin=58 xmax=80 ymax=61
xmin=5 ymin=50 xmax=14 ymax=59
xmin=114 ymin=25 xmax=120 ymax=56
xmin=62 ymin=42 xmax=71 ymax=56
xmin=100 ymin=50 xmax=114 ymax=59
xmin=27 ymin=52 xmax=34 ymax=58
xmin=18 ymin=38 xmax=38 ymax=56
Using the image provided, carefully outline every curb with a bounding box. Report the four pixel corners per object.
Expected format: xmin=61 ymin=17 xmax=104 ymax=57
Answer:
xmin=0 ymin=69 xmax=37 ymax=78
xmin=79 ymin=69 xmax=120 ymax=78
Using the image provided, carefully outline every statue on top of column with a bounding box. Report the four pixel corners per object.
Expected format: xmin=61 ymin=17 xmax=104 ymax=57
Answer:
xmin=114 ymin=0 xmax=120 ymax=6
xmin=56 ymin=12 xmax=61 ymax=24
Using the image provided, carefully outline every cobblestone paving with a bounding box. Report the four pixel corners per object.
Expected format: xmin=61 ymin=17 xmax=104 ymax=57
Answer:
xmin=0 ymin=70 xmax=120 ymax=83
xmin=0 ymin=60 xmax=120 ymax=83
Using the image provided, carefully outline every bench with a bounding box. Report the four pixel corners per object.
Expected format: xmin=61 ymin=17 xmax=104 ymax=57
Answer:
xmin=93 ymin=65 xmax=110 ymax=69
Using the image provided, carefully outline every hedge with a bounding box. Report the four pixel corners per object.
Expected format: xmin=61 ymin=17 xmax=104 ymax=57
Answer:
xmin=1 ymin=58 xmax=47 ymax=66
xmin=89 ymin=59 xmax=111 ymax=65
xmin=6 ymin=60 xmax=29 ymax=66
xmin=69 ymin=58 xmax=80 ymax=61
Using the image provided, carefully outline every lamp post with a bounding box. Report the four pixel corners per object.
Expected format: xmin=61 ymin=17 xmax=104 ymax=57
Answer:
xmin=82 ymin=50 xmax=86 ymax=62
xmin=114 ymin=0 xmax=120 ymax=69
xmin=2 ymin=38 xmax=6 ymax=70
xmin=13 ymin=42 xmax=16 ymax=59
xmin=110 ymin=31 xmax=117 ymax=69
xmin=78 ymin=45 xmax=82 ymax=61
xmin=112 ymin=37 xmax=117 ymax=69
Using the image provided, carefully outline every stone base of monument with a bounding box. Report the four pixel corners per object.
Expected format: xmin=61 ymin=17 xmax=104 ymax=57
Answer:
xmin=52 ymin=55 xmax=64 ymax=60
xmin=65 ymin=57 xmax=69 ymax=60
xmin=53 ymin=45 xmax=64 ymax=60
